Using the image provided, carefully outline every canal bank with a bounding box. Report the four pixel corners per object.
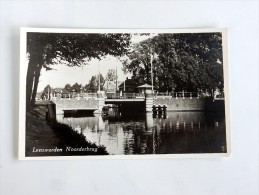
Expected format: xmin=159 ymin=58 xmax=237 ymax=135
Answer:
xmin=26 ymin=106 xmax=108 ymax=157
xmin=154 ymin=97 xmax=225 ymax=111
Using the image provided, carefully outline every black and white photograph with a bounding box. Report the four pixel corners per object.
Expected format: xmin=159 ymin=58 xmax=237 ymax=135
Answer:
xmin=3 ymin=1 xmax=259 ymax=194
xmin=19 ymin=28 xmax=230 ymax=159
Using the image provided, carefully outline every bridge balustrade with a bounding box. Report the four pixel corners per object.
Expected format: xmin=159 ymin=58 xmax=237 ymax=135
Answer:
xmin=106 ymin=93 xmax=145 ymax=99
xmin=49 ymin=93 xmax=98 ymax=100
xmin=155 ymin=92 xmax=200 ymax=99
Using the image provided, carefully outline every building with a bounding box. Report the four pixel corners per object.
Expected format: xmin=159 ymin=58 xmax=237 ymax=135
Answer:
xmin=118 ymin=78 xmax=137 ymax=93
xmin=103 ymin=81 xmax=116 ymax=93
xmin=103 ymin=80 xmax=123 ymax=94
xmin=137 ymin=83 xmax=153 ymax=93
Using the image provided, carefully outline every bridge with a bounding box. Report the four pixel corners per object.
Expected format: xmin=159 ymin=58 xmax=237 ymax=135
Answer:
xmin=98 ymin=91 xmax=153 ymax=113
xmin=47 ymin=90 xmax=224 ymax=115
xmin=105 ymin=93 xmax=145 ymax=104
xmin=50 ymin=91 xmax=154 ymax=114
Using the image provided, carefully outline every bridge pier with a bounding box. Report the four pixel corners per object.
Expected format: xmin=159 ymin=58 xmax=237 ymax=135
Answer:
xmin=97 ymin=91 xmax=105 ymax=113
xmin=145 ymin=90 xmax=154 ymax=112
xmin=45 ymin=102 xmax=56 ymax=121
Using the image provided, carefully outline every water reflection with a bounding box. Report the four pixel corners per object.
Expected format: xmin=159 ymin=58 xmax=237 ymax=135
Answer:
xmin=56 ymin=110 xmax=226 ymax=155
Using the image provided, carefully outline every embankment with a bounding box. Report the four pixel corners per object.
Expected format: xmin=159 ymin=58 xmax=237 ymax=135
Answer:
xmin=26 ymin=106 xmax=108 ymax=157
xmin=154 ymin=97 xmax=225 ymax=111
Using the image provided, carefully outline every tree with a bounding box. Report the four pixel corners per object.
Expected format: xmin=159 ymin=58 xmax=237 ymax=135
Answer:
xmin=123 ymin=33 xmax=223 ymax=92
xmin=26 ymin=32 xmax=131 ymax=110
xmin=88 ymin=74 xmax=104 ymax=92
xmin=105 ymin=69 xmax=117 ymax=81
xmin=122 ymin=40 xmax=153 ymax=85
xmin=64 ymin=84 xmax=72 ymax=93
xmin=98 ymin=74 xmax=105 ymax=91
xmin=71 ymin=82 xmax=81 ymax=93
xmin=88 ymin=76 xmax=97 ymax=92
xmin=41 ymin=84 xmax=51 ymax=100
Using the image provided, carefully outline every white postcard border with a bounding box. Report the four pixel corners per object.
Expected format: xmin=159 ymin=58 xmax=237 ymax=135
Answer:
xmin=19 ymin=28 xmax=230 ymax=160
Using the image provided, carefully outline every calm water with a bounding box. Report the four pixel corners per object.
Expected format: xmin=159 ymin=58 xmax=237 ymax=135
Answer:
xmin=56 ymin=109 xmax=227 ymax=155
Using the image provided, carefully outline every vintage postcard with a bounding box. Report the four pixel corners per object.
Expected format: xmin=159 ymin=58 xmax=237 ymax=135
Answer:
xmin=19 ymin=28 xmax=230 ymax=160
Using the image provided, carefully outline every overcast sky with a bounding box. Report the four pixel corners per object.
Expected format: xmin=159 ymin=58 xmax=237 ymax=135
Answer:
xmin=37 ymin=34 xmax=153 ymax=92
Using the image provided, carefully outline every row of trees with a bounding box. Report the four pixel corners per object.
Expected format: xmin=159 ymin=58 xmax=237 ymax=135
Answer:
xmin=122 ymin=33 xmax=224 ymax=92
xmin=41 ymin=67 xmax=119 ymax=98
xmin=63 ymin=74 xmax=105 ymax=93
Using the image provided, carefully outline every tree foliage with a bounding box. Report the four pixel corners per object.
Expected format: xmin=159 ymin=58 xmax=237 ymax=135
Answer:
xmin=41 ymin=84 xmax=51 ymax=99
xmin=122 ymin=41 xmax=153 ymax=85
xmin=105 ymin=69 xmax=117 ymax=81
xmin=26 ymin=32 xmax=131 ymax=110
xmin=88 ymin=74 xmax=105 ymax=92
xmin=64 ymin=84 xmax=72 ymax=93
xmin=71 ymin=82 xmax=81 ymax=93
xmin=123 ymin=33 xmax=223 ymax=92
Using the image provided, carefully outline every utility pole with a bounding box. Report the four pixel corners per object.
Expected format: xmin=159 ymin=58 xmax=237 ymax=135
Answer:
xmin=115 ymin=64 xmax=118 ymax=94
xmin=123 ymin=75 xmax=126 ymax=92
xmin=48 ymin=80 xmax=50 ymax=100
xmin=98 ymin=61 xmax=100 ymax=91
xmin=150 ymin=47 xmax=154 ymax=92
xmin=81 ymin=63 xmax=83 ymax=94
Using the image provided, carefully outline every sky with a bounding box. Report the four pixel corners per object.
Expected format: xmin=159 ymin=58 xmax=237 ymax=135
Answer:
xmin=37 ymin=34 xmax=154 ymax=92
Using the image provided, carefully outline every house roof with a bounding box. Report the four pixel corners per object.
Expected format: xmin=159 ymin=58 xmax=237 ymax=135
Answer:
xmin=137 ymin=83 xmax=153 ymax=89
xmin=52 ymin=88 xmax=63 ymax=93
xmin=103 ymin=80 xmax=124 ymax=92
xmin=117 ymin=81 xmax=123 ymax=88
xmin=118 ymin=79 xmax=137 ymax=88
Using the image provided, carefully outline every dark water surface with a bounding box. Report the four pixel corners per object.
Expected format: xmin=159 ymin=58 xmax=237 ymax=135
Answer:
xmin=57 ymin=110 xmax=227 ymax=155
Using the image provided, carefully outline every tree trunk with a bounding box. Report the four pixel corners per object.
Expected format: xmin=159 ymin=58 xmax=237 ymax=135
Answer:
xmin=26 ymin=57 xmax=37 ymax=111
xmin=30 ymin=64 xmax=42 ymax=107
xmin=26 ymin=54 xmax=43 ymax=112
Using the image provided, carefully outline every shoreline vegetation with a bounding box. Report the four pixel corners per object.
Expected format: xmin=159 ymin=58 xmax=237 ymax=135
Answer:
xmin=26 ymin=106 xmax=108 ymax=156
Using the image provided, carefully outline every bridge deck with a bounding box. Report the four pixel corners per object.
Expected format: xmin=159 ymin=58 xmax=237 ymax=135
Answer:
xmin=105 ymin=98 xmax=145 ymax=103
xmin=62 ymin=108 xmax=98 ymax=111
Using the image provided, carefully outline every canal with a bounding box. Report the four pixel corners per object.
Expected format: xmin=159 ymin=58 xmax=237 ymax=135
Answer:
xmin=56 ymin=109 xmax=227 ymax=155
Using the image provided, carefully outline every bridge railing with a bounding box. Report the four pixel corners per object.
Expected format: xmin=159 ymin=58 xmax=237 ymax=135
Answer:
xmin=106 ymin=93 xmax=145 ymax=99
xmin=155 ymin=92 xmax=200 ymax=99
xmin=46 ymin=91 xmax=224 ymax=101
xmin=50 ymin=93 xmax=98 ymax=100
xmin=155 ymin=91 xmax=225 ymax=99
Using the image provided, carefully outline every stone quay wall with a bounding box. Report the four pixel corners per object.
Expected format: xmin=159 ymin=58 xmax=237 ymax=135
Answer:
xmin=154 ymin=97 xmax=224 ymax=111
xmin=51 ymin=95 xmax=224 ymax=114
xmin=52 ymin=98 xmax=99 ymax=114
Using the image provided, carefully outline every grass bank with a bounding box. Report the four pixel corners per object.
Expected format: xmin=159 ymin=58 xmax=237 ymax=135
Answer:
xmin=26 ymin=106 xmax=108 ymax=157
